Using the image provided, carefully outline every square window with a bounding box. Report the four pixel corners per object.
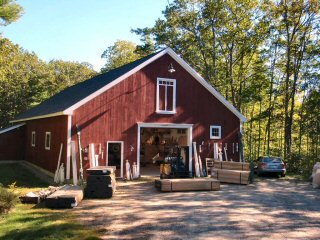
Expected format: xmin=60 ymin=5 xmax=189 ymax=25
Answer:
xmin=45 ymin=132 xmax=51 ymax=150
xmin=210 ymin=126 xmax=221 ymax=139
xmin=31 ymin=131 xmax=36 ymax=147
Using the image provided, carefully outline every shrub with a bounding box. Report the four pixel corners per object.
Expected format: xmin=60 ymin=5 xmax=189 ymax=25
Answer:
xmin=0 ymin=183 xmax=18 ymax=214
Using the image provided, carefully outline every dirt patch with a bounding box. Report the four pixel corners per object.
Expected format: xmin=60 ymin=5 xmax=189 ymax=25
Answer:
xmin=74 ymin=177 xmax=320 ymax=239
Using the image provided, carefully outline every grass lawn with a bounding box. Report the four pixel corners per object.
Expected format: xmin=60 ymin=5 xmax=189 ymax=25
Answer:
xmin=0 ymin=163 xmax=100 ymax=240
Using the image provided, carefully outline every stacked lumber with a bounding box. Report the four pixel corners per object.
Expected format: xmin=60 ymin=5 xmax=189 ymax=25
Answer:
xmin=211 ymin=159 xmax=250 ymax=171
xmin=211 ymin=168 xmax=250 ymax=185
xmin=84 ymin=166 xmax=116 ymax=198
xmin=207 ymin=159 xmax=251 ymax=185
xmin=45 ymin=185 xmax=83 ymax=208
xmin=155 ymin=178 xmax=220 ymax=192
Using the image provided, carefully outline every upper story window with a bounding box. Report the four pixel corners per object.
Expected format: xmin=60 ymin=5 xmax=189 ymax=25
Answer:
xmin=156 ymin=78 xmax=176 ymax=114
xmin=31 ymin=131 xmax=36 ymax=147
xmin=45 ymin=132 xmax=51 ymax=150
xmin=210 ymin=125 xmax=221 ymax=139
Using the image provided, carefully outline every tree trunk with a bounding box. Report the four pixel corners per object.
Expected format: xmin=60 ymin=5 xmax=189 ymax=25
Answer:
xmin=284 ymin=42 xmax=292 ymax=160
xmin=257 ymin=99 xmax=262 ymax=157
xmin=266 ymin=41 xmax=278 ymax=155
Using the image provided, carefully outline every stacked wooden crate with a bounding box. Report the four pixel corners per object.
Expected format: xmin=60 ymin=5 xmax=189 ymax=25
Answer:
xmin=155 ymin=178 xmax=220 ymax=192
xmin=208 ymin=159 xmax=250 ymax=185
xmin=84 ymin=166 xmax=116 ymax=198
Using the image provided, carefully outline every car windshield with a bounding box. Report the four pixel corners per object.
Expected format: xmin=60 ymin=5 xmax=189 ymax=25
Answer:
xmin=263 ymin=157 xmax=282 ymax=163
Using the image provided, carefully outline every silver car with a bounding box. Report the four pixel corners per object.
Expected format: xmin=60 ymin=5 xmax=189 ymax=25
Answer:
xmin=256 ymin=156 xmax=286 ymax=177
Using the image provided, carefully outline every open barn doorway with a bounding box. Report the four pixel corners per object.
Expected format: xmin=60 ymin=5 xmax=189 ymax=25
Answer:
xmin=137 ymin=123 xmax=193 ymax=177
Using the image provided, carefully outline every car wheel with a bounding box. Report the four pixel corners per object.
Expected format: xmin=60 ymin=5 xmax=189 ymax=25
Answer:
xmin=281 ymin=173 xmax=285 ymax=177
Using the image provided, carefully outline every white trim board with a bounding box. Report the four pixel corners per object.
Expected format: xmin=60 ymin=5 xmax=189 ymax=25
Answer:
xmin=106 ymin=141 xmax=124 ymax=178
xmin=137 ymin=122 xmax=193 ymax=176
xmin=0 ymin=123 xmax=25 ymax=134
xmin=11 ymin=48 xmax=246 ymax=122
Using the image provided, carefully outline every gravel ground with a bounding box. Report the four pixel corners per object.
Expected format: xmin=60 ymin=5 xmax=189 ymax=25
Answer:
xmin=74 ymin=177 xmax=320 ymax=240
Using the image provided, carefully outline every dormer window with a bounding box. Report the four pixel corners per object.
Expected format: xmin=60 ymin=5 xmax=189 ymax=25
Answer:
xmin=156 ymin=78 xmax=176 ymax=114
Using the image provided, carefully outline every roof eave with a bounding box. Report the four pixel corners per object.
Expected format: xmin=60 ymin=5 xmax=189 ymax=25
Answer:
xmin=0 ymin=123 xmax=26 ymax=134
xmin=10 ymin=111 xmax=67 ymax=123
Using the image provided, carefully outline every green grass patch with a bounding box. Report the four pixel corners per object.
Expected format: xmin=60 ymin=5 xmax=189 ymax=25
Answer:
xmin=0 ymin=163 xmax=101 ymax=240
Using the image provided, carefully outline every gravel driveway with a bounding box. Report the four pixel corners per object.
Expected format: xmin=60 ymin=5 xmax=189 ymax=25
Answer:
xmin=74 ymin=177 xmax=320 ymax=240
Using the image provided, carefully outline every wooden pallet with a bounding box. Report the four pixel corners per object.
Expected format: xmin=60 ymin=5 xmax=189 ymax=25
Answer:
xmin=46 ymin=185 xmax=83 ymax=208
xmin=211 ymin=168 xmax=250 ymax=185
xmin=206 ymin=158 xmax=250 ymax=171
xmin=155 ymin=178 xmax=220 ymax=192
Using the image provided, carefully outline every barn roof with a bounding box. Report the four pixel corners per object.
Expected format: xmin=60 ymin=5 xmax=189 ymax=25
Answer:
xmin=0 ymin=123 xmax=25 ymax=135
xmin=12 ymin=48 xmax=246 ymax=123
xmin=12 ymin=50 xmax=162 ymax=122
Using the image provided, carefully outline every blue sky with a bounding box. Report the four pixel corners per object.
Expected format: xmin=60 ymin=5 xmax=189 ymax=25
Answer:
xmin=2 ymin=0 xmax=168 ymax=71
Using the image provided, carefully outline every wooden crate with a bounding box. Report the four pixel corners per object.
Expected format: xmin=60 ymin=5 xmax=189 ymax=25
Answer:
xmin=206 ymin=159 xmax=250 ymax=171
xmin=155 ymin=178 xmax=220 ymax=192
xmin=211 ymin=168 xmax=250 ymax=185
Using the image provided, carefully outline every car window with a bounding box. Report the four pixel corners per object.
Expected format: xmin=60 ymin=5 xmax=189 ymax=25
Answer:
xmin=263 ymin=157 xmax=282 ymax=163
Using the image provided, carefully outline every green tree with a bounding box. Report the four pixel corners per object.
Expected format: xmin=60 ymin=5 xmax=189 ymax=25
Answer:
xmin=0 ymin=38 xmax=96 ymax=128
xmin=269 ymin=0 xmax=319 ymax=159
xmin=101 ymin=40 xmax=140 ymax=72
xmin=0 ymin=0 xmax=23 ymax=27
xmin=47 ymin=60 xmax=96 ymax=95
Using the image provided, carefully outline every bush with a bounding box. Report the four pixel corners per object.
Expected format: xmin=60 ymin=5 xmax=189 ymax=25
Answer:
xmin=0 ymin=183 xmax=18 ymax=214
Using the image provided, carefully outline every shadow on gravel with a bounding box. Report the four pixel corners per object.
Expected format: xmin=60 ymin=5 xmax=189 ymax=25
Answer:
xmin=75 ymin=178 xmax=320 ymax=239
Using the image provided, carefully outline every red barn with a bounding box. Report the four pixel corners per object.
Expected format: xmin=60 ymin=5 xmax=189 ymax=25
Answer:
xmin=2 ymin=48 xmax=246 ymax=179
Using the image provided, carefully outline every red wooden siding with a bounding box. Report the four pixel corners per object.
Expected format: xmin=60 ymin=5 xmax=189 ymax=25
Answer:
xmin=0 ymin=125 xmax=26 ymax=160
xmin=25 ymin=115 xmax=68 ymax=173
xmin=72 ymin=53 xmax=240 ymax=171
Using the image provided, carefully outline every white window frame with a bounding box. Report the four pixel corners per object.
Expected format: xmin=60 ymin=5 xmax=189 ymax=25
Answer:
xmin=45 ymin=132 xmax=51 ymax=150
xmin=210 ymin=125 xmax=221 ymax=139
xmin=156 ymin=78 xmax=176 ymax=114
xmin=31 ymin=131 xmax=36 ymax=147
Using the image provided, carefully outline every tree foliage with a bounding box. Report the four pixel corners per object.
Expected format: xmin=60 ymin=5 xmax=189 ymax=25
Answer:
xmin=0 ymin=0 xmax=23 ymax=27
xmin=101 ymin=40 xmax=140 ymax=72
xmin=0 ymin=38 xmax=96 ymax=128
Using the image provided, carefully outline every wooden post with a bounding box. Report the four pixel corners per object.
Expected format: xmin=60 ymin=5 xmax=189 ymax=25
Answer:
xmin=214 ymin=142 xmax=219 ymax=159
xmin=54 ymin=143 xmax=63 ymax=183
xmin=71 ymin=141 xmax=78 ymax=185
xmin=193 ymin=142 xmax=200 ymax=177
xmin=89 ymin=143 xmax=95 ymax=167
